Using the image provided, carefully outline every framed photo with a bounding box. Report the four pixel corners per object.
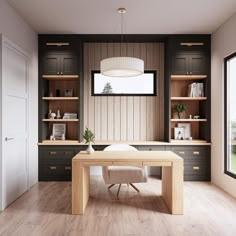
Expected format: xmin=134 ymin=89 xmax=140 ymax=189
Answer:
xmin=64 ymin=88 xmax=73 ymax=97
xmin=178 ymin=123 xmax=191 ymax=139
xmin=174 ymin=127 xmax=185 ymax=140
xmin=52 ymin=124 xmax=66 ymax=140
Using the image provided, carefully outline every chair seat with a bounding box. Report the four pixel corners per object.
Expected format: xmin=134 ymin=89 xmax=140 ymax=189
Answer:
xmin=106 ymin=166 xmax=147 ymax=184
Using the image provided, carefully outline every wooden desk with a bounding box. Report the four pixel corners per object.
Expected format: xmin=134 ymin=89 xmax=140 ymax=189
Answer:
xmin=72 ymin=151 xmax=184 ymax=215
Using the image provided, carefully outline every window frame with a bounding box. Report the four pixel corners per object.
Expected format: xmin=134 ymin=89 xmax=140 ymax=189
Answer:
xmin=224 ymin=51 xmax=236 ymax=179
xmin=91 ymin=70 xmax=157 ymax=96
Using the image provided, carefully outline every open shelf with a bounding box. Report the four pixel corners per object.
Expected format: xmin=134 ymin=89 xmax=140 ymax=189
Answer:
xmin=171 ymin=75 xmax=207 ymax=80
xmin=43 ymin=97 xmax=79 ymax=100
xmin=42 ymin=119 xmax=79 ymax=122
xmin=41 ymin=140 xmax=80 ymax=145
xmin=171 ymin=97 xmax=207 ymax=100
xmin=171 ymin=139 xmax=208 ymax=144
xmin=42 ymin=75 xmax=79 ymax=80
xmin=171 ymin=119 xmax=207 ymax=122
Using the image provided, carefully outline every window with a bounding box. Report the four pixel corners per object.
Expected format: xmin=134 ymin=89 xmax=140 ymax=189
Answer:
xmin=225 ymin=52 xmax=236 ymax=178
xmin=91 ymin=70 xmax=156 ymax=96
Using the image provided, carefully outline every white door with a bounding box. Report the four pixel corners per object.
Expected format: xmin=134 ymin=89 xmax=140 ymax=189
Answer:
xmin=1 ymin=38 xmax=29 ymax=210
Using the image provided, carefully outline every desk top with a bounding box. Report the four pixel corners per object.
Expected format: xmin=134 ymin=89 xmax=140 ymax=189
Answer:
xmin=73 ymin=151 xmax=183 ymax=162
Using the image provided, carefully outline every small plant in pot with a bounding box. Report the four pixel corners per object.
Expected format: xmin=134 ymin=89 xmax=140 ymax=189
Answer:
xmin=174 ymin=103 xmax=188 ymax=119
xmin=83 ymin=127 xmax=95 ymax=154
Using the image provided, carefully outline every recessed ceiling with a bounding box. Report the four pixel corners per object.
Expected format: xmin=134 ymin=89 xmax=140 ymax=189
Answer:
xmin=8 ymin=0 xmax=236 ymax=34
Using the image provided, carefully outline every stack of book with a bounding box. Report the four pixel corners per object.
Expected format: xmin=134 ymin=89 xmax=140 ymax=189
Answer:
xmin=188 ymin=82 xmax=204 ymax=97
xmin=63 ymin=113 xmax=78 ymax=119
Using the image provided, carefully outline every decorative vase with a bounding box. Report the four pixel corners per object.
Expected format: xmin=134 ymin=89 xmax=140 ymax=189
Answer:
xmin=178 ymin=113 xmax=182 ymax=119
xmin=86 ymin=143 xmax=94 ymax=154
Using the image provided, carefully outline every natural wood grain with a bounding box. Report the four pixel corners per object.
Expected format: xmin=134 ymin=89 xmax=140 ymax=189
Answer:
xmin=72 ymin=151 xmax=183 ymax=215
xmin=42 ymin=97 xmax=79 ymax=100
xmin=171 ymin=119 xmax=207 ymax=122
xmin=171 ymin=75 xmax=207 ymax=80
xmin=42 ymin=119 xmax=79 ymax=122
xmin=171 ymin=97 xmax=207 ymax=100
xmin=1 ymin=178 xmax=236 ymax=235
xmin=38 ymin=140 xmax=211 ymax=146
xmin=42 ymin=75 xmax=79 ymax=80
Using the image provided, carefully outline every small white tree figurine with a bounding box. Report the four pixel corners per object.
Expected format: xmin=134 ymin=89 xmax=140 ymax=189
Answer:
xmin=83 ymin=127 xmax=95 ymax=154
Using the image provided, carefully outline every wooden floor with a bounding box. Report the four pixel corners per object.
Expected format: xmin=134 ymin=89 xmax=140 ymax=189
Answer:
xmin=0 ymin=177 xmax=236 ymax=236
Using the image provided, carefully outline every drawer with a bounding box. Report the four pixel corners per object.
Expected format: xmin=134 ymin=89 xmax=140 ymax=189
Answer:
xmin=169 ymin=146 xmax=208 ymax=160
xmin=42 ymin=148 xmax=75 ymax=160
xmin=40 ymin=160 xmax=72 ymax=180
xmin=137 ymin=146 xmax=166 ymax=151
xmin=184 ymin=160 xmax=208 ymax=175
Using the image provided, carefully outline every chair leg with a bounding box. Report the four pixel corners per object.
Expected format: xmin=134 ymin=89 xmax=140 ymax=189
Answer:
xmin=117 ymin=184 xmax=121 ymax=198
xmin=108 ymin=184 xmax=115 ymax=190
xmin=129 ymin=183 xmax=140 ymax=193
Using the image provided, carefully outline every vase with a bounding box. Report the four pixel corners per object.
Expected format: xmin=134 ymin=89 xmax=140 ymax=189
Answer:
xmin=86 ymin=143 xmax=94 ymax=154
xmin=178 ymin=113 xmax=182 ymax=119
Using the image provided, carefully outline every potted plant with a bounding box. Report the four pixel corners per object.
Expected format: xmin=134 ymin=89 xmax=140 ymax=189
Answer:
xmin=83 ymin=127 xmax=95 ymax=154
xmin=174 ymin=103 xmax=188 ymax=119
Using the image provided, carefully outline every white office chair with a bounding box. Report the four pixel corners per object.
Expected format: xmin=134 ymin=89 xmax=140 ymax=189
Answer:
xmin=102 ymin=144 xmax=147 ymax=198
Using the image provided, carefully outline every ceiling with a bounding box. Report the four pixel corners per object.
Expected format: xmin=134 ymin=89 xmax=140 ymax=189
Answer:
xmin=8 ymin=0 xmax=236 ymax=34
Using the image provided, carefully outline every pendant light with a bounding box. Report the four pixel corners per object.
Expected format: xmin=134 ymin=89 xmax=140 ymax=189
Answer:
xmin=100 ymin=8 xmax=144 ymax=77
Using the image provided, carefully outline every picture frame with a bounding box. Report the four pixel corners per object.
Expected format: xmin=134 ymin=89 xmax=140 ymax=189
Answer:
xmin=178 ymin=123 xmax=191 ymax=139
xmin=52 ymin=123 xmax=66 ymax=140
xmin=174 ymin=127 xmax=185 ymax=140
xmin=64 ymin=88 xmax=73 ymax=97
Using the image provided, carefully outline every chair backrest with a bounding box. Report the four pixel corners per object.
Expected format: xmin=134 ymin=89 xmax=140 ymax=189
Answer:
xmin=104 ymin=144 xmax=138 ymax=151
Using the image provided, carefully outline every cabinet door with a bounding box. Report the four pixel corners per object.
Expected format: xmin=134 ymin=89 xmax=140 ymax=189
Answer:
xmin=188 ymin=54 xmax=206 ymax=75
xmin=171 ymin=54 xmax=188 ymax=75
xmin=43 ymin=54 xmax=61 ymax=75
xmin=60 ymin=53 xmax=78 ymax=75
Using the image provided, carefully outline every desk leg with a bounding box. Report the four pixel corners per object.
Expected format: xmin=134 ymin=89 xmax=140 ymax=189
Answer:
xmin=72 ymin=162 xmax=90 ymax=215
xmin=162 ymin=162 xmax=183 ymax=215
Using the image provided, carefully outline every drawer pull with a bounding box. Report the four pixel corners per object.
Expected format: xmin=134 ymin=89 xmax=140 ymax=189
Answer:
xmin=49 ymin=151 xmax=57 ymax=155
xmin=64 ymin=166 xmax=71 ymax=170
xmin=193 ymin=151 xmax=200 ymax=155
xmin=179 ymin=151 xmax=185 ymax=155
xmin=49 ymin=166 xmax=57 ymax=170
xmin=64 ymin=151 xmax=73 ymax=155
xmin=193 ymin=166 xmax=200 ymax=170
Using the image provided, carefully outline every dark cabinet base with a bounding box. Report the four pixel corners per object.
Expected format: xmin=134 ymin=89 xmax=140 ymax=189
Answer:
xmin=38 ymin=145 xmax=211 ymax=181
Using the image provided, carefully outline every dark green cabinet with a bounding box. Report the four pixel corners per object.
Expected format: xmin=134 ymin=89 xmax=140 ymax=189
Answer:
xmin=171 ymin=53 xmax=206 ymax=75
xmin=43 ymin=53 xmax=78 ymax=75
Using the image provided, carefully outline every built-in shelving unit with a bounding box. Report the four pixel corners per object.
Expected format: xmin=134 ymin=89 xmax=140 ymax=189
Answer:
xmin=171 ymin=97 xmax=207 ymax=101
xmin=171 ymin=119 xmax=207 ymax=122
xmin=42 ymin=75 xmax=79 ymax=80
xmin=42 ymin=119 xmax=79 ymax=122
xmin=42 ymin=97 xmax=79 ymax=100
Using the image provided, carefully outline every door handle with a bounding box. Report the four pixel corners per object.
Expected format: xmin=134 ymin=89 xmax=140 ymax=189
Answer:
xmin=5 ymin=137 xmax=14 ymax=141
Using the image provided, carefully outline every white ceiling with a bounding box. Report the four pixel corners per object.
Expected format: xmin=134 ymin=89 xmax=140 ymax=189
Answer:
xmin=8 ymin=0 xmax=236 ymax=34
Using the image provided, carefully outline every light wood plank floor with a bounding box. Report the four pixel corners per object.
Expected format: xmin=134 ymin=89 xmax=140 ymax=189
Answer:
xmin=0 ymin=177 xmax=236 ymax=236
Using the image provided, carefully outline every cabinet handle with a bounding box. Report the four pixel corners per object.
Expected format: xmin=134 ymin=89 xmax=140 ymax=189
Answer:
xmin=179 ymin=151 xmax=185 ymax=155
xmin=49 ymin=166 xmax=57 ymax=170
xmin=64 ymin=166 xmax=71 ymax=170
xmin=49 ymin=151 xmax=57 ymax=155
xmin=61 ymin=72 xmax=63 ymax=75
xmin=193 ymin=166 xmax=200 ymax=170
xmin=193 ymin=151 xmax=200 ymax=155
xmin=64 ymin=151 xmax=73 ymax=155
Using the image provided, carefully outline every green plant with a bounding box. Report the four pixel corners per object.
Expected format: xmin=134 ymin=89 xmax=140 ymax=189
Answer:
xmin=174 ymin=103 xmax=188 ymax=119
xmin=83 ymin=127 xmax=95 ymax=144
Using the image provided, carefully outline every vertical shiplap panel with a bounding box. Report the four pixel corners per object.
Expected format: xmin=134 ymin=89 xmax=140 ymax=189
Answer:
xmin=127 ymin=43 xmax=134 ymax=140
xmin=159 ymin=43 xmax=165 ymax=140
xmin=88 ymin=44 xmax=95 ymax=132
xmin=83 ymin=43 xmax=89 ymax=129
xmin=146 ymin=43 xmax=156 ymax=140
xmin=83 ymin=42 xmax=164 ymax=142
xmin=107 ymin=43 xmax=115 ymax=141
xmin=120 ymin=43 xmax=128 ymax=140
xmin=94 ymin=43 xmax=102 ymax=140
xmin=140 ymin=43 xmax=147 ymax=140
xmin=133 ymin=43 xmax=141 ymax=140
xmin=113 ymin=43 xmax=121 ymax=141
xmin=101 ymin=43 xmax=108 ymax=140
